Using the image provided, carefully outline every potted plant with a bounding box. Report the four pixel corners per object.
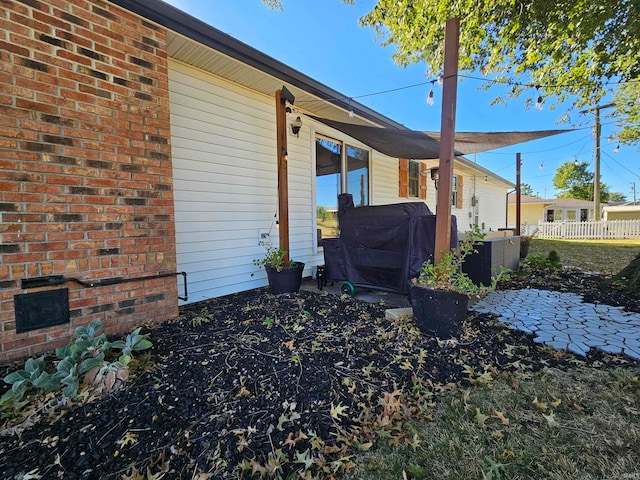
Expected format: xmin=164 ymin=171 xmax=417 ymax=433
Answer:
xmin=519 ymin=235 xmax=532 ymax=260
xmin=409 ymin=228 xmax=509 ymax=338
xmin=253 ymin=242 xmax=305 ymax=294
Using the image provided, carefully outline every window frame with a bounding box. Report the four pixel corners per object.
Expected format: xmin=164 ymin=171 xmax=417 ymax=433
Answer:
xmin=408 ymin=160 xmax=420 ymax=198
xmin=314 ymin=134 xmax=371 ymax=244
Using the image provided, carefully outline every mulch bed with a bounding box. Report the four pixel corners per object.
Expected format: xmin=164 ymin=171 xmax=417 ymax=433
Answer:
xmin=1 ymin=267 xmax=638 ymax=479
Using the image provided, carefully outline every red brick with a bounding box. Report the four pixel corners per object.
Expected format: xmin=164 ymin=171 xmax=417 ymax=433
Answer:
xmin=0 ymin=0 xmax=175 ymax=361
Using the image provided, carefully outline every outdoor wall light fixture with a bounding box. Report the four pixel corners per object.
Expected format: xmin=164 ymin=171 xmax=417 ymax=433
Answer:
xmin=430 ymin=167 xmax=439 ymax=189
xmin=291 ymin=116 xmax=303 ymax=137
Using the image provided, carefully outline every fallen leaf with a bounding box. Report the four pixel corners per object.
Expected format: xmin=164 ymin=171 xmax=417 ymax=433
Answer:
xmin=116 ymin=432 xmax=138 ymax=448
xmin=532 ymin=397 xmax=548 ymax=411
xmin=542 ymin=411 xmax=559 ymax=427
xmin=475 ymin=408 xmax=489 ymax=427
xmin=492 ymin=410 xmax=510 ymax=425
xmin=330 ymin=402 xmax=348 ymax=420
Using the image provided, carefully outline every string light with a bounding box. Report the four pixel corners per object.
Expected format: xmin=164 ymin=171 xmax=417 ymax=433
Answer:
xmin=614 ymin=144 xmax=620 ymax=153
xmin=347 ymin=98 xmax=355 ymax=118
xmin=437 ymin=74 xmax=444 ymax=86
xmin=426 ymin=82 xmax=435 ymax=106
xmin=535 ymin=86 xmax=544 ymax=111
xmin=539 ymin=162 xmax=544 ymax=170
xmin=573 ymin=157 xmax=579 ymax=166
xmin=294 ymin=75 xmax=639 ymax=108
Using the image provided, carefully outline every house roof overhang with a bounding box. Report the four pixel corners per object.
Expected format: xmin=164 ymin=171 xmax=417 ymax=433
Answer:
xmin=108 ymin=0 xmax=402 ymax=129
xmin=108 ymin=0 xmax=565 ymax=189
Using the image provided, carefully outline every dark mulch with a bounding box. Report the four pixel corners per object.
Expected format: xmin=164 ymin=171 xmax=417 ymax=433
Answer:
xmin=1 ymin=268 xmax=638 ymax=479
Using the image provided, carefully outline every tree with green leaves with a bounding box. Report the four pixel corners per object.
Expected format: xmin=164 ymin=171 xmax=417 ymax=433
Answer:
xmin=264 ymin=0 xmax=639 ymax=146
xmin=520 ymin=183 xmax=534 ymax=196
xmin=607 ymin=191 xmax=628 ymax=203
xmin=356 ymin=0 xmax=639 ymax=145
xmin=552 ymin=161 xmax=616 ymax=202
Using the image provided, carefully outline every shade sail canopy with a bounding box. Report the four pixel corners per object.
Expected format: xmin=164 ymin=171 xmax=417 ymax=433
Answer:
xmin=311 ymin=116 xmax=570 ymax=159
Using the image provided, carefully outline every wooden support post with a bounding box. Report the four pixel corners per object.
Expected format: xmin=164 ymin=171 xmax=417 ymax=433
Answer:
xmin=516 ymin=152 xmax=521 ymax=236
xmin=434 ymin=17 xmax=460 ymax=263
xmin=275 ymin=90 xmax=290 ymax=265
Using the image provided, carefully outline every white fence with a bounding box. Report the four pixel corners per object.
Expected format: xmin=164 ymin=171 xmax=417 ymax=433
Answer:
xmin=537 ymin=219 xmax=640 ymax=240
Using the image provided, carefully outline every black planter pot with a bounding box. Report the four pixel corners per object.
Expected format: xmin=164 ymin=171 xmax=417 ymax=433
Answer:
xmin=408 ymin=284 xmax=469 ymax=339
xmin=520 ymin=242 xmax=531 ymax=260
xmin=265 ymin=262 xmax=305 ymax=294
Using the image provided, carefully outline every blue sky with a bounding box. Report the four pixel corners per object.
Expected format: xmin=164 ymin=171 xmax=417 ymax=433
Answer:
xmin=163 ymin=0 xmax=638 ymax=201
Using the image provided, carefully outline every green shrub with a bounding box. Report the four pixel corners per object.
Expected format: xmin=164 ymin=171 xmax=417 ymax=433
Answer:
xmin=1 ymin=320 xmax=152 ymax=415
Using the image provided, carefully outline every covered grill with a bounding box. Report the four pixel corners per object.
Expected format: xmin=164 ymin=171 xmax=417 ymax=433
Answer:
xmin=322 ymin=195 xmax=458 ymax=295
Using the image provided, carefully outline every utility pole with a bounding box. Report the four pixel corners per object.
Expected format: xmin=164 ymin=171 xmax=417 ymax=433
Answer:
xmin=581 ymin=103 xmax=615 ymax=220
xmin=632 ymin=182 xmax=637 ymax=204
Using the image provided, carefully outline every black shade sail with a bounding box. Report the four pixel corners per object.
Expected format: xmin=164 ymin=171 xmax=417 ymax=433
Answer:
xmin=311 ymin=116 xmax=570 ymax=159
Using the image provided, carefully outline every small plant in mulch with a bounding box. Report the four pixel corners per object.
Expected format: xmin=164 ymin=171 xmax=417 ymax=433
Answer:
xmin=413 ymin=226 xmax=510 ymax=296
xmin=0 ymin=320 xmax=151 ymax=436
xmin=522 ymin=250 xmax=562 ymax=270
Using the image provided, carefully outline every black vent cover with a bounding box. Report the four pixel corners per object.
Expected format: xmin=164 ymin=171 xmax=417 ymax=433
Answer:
xmin=14 ymin=288 xmax=70 ymax=333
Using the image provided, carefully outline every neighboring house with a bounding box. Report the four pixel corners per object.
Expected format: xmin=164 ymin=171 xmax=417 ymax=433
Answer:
xmin=0 ymin=0 xmax=513 ymax=360
xmin=603 ymin=204 xmax=640 ymax=221
xmin=508 ymin=194 xmax=595 ymax=233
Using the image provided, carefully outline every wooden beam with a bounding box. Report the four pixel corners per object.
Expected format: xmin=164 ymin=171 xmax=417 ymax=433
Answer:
xmin=516 ymin=152 xmax=521 ymax=236
xmin=275 ymin=89 xmax=290 ymax=265
xmin=434 ymin=17 xmax=460 ymax=263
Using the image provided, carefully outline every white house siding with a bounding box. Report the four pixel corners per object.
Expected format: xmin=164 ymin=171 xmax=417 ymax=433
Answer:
xmin=425 ymin=171 xmax=508 ymax=233
xmin=169 ymin=61 xmax=511 ymax=304
xmin=169 ymin=60 xmax=316 ymax=304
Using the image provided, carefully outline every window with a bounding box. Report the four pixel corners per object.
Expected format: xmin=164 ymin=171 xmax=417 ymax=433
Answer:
xmin=346 ymin=145 xmax=369 ymax=207
xmin=315 ymin=136 xmax=369 ymax=238
xmin=451 ymin=175 xmax=463 ymax=208
xmin=546 ymin=209 xmax=554 ymax=222
xmin=580 ymin=209 xmax=588 ymax=222
xmin=546 ymin=209 xmax=562 ymax=222
xmin=399 ymin=159 xmax=427 ymax=199
xmin=566 ymin=210 xmax=577 ymax=221
xmin=408 ymin=161 xmax=420 ymax=198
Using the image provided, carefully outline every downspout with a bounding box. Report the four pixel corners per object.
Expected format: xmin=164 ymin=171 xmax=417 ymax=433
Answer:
xmin=506 ymin=189 xmax=516 ymax=229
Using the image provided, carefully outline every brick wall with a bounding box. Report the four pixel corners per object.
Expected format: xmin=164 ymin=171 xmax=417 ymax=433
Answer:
xmin=0 ymin=0 xmax=179 ymax=361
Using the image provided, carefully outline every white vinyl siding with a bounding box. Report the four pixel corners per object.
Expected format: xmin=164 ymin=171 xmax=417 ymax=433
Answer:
xmin=169 ymin=60 xmax=512 ymax=304
xmin=169 ymin=60 xmax=314 ymax=304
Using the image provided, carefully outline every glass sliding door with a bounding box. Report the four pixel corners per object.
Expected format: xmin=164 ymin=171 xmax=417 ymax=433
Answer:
xmin=315 ymin=136 xmax=342 ymax=238
xmin=346 ymin=145 xmax=369 ymax=207
xmin=315 ymin=136 xmax=370 ymax=239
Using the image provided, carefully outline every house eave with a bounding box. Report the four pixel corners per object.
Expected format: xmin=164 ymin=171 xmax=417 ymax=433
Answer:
xmin=108 ymin=0 xmax=407 ymax=130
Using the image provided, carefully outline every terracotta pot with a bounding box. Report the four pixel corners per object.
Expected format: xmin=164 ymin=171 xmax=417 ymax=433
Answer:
xmin=408 ymin=284 xmax=469 ymax=338
xmin=265 ymin=262 xmax=305 ymax=294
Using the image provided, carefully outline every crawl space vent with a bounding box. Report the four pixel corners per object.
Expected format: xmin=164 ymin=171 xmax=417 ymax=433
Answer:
xmin=14 ymin=288 xmax=70 ymax=333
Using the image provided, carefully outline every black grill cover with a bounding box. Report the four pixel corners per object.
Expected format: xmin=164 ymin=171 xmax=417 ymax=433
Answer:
xmin=323 ymin=202 xmax=458 ymax=294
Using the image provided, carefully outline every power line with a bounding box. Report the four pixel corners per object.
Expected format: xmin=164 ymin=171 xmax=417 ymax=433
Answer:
xmin=602 ymin=150 xmax=640 ymax=178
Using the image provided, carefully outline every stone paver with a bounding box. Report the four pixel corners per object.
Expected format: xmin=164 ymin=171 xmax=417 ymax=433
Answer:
xmin=470 ymin=288 xmax=640 ymax=361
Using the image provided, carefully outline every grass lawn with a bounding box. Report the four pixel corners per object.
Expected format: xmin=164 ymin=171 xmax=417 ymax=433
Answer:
xmin=351 ymin=365 xmax=640 ymax=479
xmin=529 ymin=238 xmax=640 ymax=275
xmin=348 ymin=240 xmax=640 ymax=480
